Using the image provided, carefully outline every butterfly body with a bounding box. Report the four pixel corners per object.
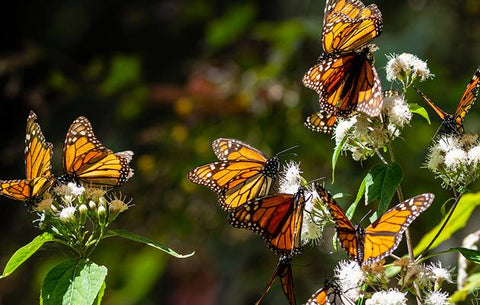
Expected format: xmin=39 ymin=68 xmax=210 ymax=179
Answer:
xmin=62 ymin=116 xmax=134 ymax=187
xmin=415 ymin=66 xmax=480 ymax=134
xmin=316 ymin=184 xmax=434 ymax=265
xmin=228 ymin=187 xmax=306 ymax=257
xmin=0 ymin=111 xmax=54 ymax=202
xmin=188 ymin=138 xmax=280 ymax=211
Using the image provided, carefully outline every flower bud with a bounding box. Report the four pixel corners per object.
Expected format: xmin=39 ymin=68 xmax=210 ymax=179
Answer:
xmin=88 ymin=200 xmax=96 ymax=210
xmin=97 ymin=205 xmax=107 ymax=226
xmin=79 ymin=204 xmax=88 ymax=223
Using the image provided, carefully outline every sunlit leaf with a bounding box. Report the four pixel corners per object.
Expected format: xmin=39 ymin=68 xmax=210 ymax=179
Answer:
xmin=414 ymin=192 xmax=480 ymax=256
xmin=1 ymin=232 xmax=55 ymax=279
xmin=106 ymin=229 xmax=195 ymax=258
xmin=40 ymin=259 xmax=107 ymax=305
xmin=409 ymin=103 xmax=431 ymax=124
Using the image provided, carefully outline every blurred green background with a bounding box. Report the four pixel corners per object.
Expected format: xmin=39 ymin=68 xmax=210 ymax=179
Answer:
xmin=0 ymin=0 xmax=480 ymax=304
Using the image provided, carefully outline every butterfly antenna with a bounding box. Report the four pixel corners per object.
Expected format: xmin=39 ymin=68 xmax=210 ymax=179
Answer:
xmin=275 ymin=145 xmax=300 ymax=158
xmin=359 ymin=210 xmax=373 ymax=224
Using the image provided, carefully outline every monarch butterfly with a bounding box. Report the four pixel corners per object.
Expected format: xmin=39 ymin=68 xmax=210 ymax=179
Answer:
xmin=255 ymin=256 xmax=296 ymax=305
xmin=228 ymin=187 xmax=305 ymax=257
xmin=306 ymin=280 xmax=354 ymax=305
xmin=303 ymin=0 xmax=383 ymax=133
xmin=316 ymin=184 xmax=434 ymax=265
xmin=0 ymin=111 xmax=54 ymax=202
xmin=187 ymin=138 xmax=280 ymax=211
xmin=60 ymin=116 xmax=134 ymax=187
xmin=415 ymin=66 xmax=480 ymax=134
xmin=322 ymin=0 xmax=383 ymax=55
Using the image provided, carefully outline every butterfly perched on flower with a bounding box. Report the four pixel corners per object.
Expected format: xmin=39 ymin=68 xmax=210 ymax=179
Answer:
xmin=60 ymin=116 xmax=134 ymax=187
xmin=228 ymin=187 xmax=306 ymax=257
xmin=306 ymin=280 xmax=354 ymax=305
xmin=415 ymin=66 xmax=480 ymax=134
xmin=303 ymin=0 xmax=383 ymax=133
xmin=316 ymin=184 xmax=434 ymax=265
xmin=255 ymin=256 xmax=296 ymax=305
xmin=0 ymin=111 xmax=54 ymax=202
xmin=188 ymin=138 xmax=280 ymax=211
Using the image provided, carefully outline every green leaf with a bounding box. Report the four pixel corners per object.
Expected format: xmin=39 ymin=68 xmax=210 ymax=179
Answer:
xmin=409 ymin=103 xmax=431 ymax=124
xmin=106 ymin=229 xmax=195 ymax=258
xmin=1 ymin=232 xmax=55 ymax=279
xmin=332 ymin=133 xmax=349 ymax=183
xmin=346 ymin=176 xmax=367 ymax=219
xmin=41 ymin=259 xmax=107 ymax=305
xmin=95 ymin=281 xmax=106 ymax=305
xmin=414 ymin=192 xmax=480 ymax=256
xmin=365 ymin=163 xmax=403 ymax=222
xmin=451 ymin=247 xmax=480 ymax=264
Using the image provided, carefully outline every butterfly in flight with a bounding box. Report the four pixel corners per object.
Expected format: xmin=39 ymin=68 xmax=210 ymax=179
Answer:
xmin=415 ymin=66 xmax=480 ymax=134
xmin=306 ymin=280 xmax=354 ymax=305
xmin=60 ymin=116 xmax=134 ymax=187
xmin=188 ymin=138 xmax=280 ymax=211
xmin=228 ymin=187 xmax=306 ymax=257
xmin=316 ymin=184 xmax=434 ymax=265
xmin=255 ymin=256 xmax=296 ymax=305
xmin=0 ymin=111 xmax=54 ymax=202
xmin=303 ymin=0 xmax=383 ymax=133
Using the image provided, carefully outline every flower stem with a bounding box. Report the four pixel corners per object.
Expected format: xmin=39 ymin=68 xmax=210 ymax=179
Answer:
xmin=387 ymin=143 xmax=422 ymax=304
xmin=417 ymin=192 xmax=462 ymax=260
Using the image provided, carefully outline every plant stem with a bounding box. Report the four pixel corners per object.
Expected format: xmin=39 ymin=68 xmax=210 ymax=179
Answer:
xmin=417 ymin=192 xmax=462 ymax=260
xmin=387 ymin=143 xmax=422 ymax=304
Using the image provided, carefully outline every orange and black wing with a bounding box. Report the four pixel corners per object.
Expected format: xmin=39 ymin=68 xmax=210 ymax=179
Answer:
xmin=305 ymin=110 xmax=342 ymax=134
xmin=315 ymin=184 xmax=360 ymax=261
xmin=0 ymin=111 xmax=54 ymax=201
xmin=303 ymin=51 xmax=382 ymax=118
xmin=414 ymin=87 xmax=450 ymax=123
xmin=188 ymin=138 xmax=279 ymax=211
xmin=228 ymin=190 xmax=305 ymax=256
xmin=212 ymin=138 xmax=269 ymax=162
xmin=323 ymin=0 xmax=383 ymax=54
xmin=306 ymin=280 xmax=353 ymax=305
xmin=362 ymin=193 xmax=435 ymax=265
xmin=453 ymin=66 xmax=480 ymax=132
xmin=255 ymin=257 xmax=296 ymax=305
xmin=62 ymin=116 xmax=134 ymax=187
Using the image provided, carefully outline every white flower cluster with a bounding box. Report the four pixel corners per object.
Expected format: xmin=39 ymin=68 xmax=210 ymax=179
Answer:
xmin=424 ymin=290 xmax=451 ymax=305
xmin=277 ymin=161 xmax=330 ymax=245
xmin=335 ymin=91 xmax=412 ymax=161
xmin=425 ymin=133 xmax=480 ymax=191
xmin=365 ymin=289 xmax=407 ymax=305
xmin=334 ymin=260 xmax=365 ymax=301
xmin=35 ymin=181 xmax=131 ymax=246
xmin=386 ymin=53 xmax=434 ymax=87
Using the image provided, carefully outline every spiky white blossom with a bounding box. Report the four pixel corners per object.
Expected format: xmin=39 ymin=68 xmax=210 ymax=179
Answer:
xmin=278 ymin=161 xmax=302 ymax=194
xmin=468 ymin=145 xmax=480 ymax=165
xmin=382 ymin=94 xmax=412 ymax=127
xmin=424 ymin=290 xmax=450 ymax=305
xmin=335 ymin=117 xmax=356 ymax=144
xmin=67 ymin=182 xmax=85 ymax=197
xmin=437 ymin=135 xmax=462 ymax=153
xmin=59 ymin=206 xmax=77 ymax=222
xmin=334 ymin=260 xmax=365 ymax=301
xmin=365 ymin=289 xmax=407 ymax=305
xmin=386 ymin=53 xmax=433 ymax=84
xmin=427 ymin=261 xmax=453 ymax=284
xmin=444 ymin=148 xmax=468 ymax=169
